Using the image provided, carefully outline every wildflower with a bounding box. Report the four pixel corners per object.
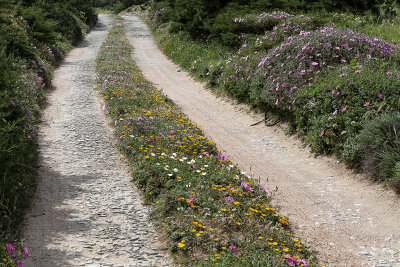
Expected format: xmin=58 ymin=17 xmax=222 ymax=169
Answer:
xmin=176 ymin=141 xmax=181 ymax=145
xmin=261 ymin=187 xmax=269 ymax=194
xmin=355 ymin=70 xmax=361 ymax=73
xmin=319 ymin=130 xmax=324 ymax=137
xmin=5 ymin=243 xmax=14 ymax=257
xmin=169 ymin=130 xmax=175 ymax=136
xmin=17 ymin=260 xmax=23 ymax=267
xmin=188 ymin=195 xmax=194 ymax=203
xmin=386 ymin=71 xmax=392 ymax=76
xmin=225 ymin=196 xmax=234 ymax=203
xmin=102 ymin=102 xmax=108 ymax=109
xmin=118 ymin=135 xmax=123 ymax=141
xmin=332 ymin=109 xmax=338 ymax=115
xmin=218 ymin=153 xmax=227 ymax=160
xmin=311 ymin=62 xmax=318 ymax=66
xmin=190 ymin=164 xmax=195 ymax=168
xmin=178 ymin=242 xmax=185 ymax=248
xmin=377 ymin=94 xmax=383 ymax=98
xmin=363 ymin=101 xmax=370 ymax=106
xmin=342 ymin=106 xmax=347 ymax=112
xmin=230 ymin=244 xmax=238 ymax=254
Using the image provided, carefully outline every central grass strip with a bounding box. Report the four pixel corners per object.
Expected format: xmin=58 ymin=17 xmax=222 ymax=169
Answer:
xmin=95 ymin=17 xmax=320 ymax=267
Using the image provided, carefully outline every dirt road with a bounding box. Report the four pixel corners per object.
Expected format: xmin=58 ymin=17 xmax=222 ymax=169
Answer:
xmin=123 ymin=14 xmax=400 ymax=266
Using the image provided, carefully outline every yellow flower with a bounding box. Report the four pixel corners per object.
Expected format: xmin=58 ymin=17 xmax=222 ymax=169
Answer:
xmin=214 ymin=238 xmax=219 ymax=241
xmin=283 ymin=247 xmax=289 ymax=252
xmin=221 ymin=208 xmax=227 ymax=212
xmin=233 ymin=201 xmax=239 ymax=205
xmin=236 ymin=222 xmax=241 ymax=226
xmin=191 ymin=229 xmax=196 ymax=232
xmin=209 ymin=228 xmax=214 ymax=231
xmin=196 ymin=233 xmax=201 ymax=237
xmin=204 ymin=258 xmax=208 ymax=261
xmin=258 ymin=236 xmax=263 ymax=240
xmin=178 ymin=243 xmax=185 ymax=248
xmin=274 ymin=248 xmax=280 ymax=252
xmin=222 ymin=247 xmax=227 ymax=250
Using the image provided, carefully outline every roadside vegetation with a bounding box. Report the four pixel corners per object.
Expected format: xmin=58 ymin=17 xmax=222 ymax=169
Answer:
xmin=142 ymin=0 xmax=400 ymax=192
xmin=0 ymin=0 xmax=97 ymax=265
xmin=96 ymin=17 xmax=320 ymax=266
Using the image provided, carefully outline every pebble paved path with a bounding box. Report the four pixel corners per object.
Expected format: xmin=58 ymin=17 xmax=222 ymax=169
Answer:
xmin=23 ymin=14 xmax=173 ymax=267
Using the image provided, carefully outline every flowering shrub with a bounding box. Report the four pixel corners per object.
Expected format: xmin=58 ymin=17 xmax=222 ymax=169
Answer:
xmin=292 ymin=63 xmax=400 ymax=156
xmin=96 ymin=18 xmax=319 ymax=266
xmin=149 ymin=8 xmax=400 ymax=192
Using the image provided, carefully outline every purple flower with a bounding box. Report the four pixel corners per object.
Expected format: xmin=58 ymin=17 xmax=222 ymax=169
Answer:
xmin=176 ymin=141 xmax=181 ymax=145
xmin=24 ymin=247 xmax=29 ymax=258
xmin=261 ymin=187 xmax=270 ymax=194
xmin=386 ymin=71 xmax=392 ymax=76
xmin=17 ymin=260 xmax=23 ymax=267
xmin=230 ymin=243 xmax=238 ymax=254
xmin=102 ymin=102 xmax=108 ymax=109
xmin=355 ymin=70 xmax=361 ymax=73
xmin=319 ymin=130 xmax=324 ymax=137
xmin=225 ymin=196 xmax=234 ymax=203
xmin=190 ymin=164 xmax=195 ymax=168
xmin=118 ymin=135 xmax=123 ymax=141
xmin=377 ymin=94 xmax=383 ymax=98
xmin=311 ymin=62 xmax=318 ymax=66
xmin=169 ymin=130 xmax=175 ymax=136
xmin=148 ymin=138 xmax=154 ymax=144
xmin=241 ymin=182 xmax=254 ymax=192
xmin=6 ymin=243 xmax=14 ymax=257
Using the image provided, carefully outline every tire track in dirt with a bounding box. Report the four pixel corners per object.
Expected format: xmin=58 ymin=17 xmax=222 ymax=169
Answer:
xmin=123 ymin=14 xmax=400 ymax=267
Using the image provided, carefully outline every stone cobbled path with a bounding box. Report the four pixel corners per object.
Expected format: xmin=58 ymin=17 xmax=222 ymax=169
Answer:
xmin=23 ymin=14 xmax=173 ymax=267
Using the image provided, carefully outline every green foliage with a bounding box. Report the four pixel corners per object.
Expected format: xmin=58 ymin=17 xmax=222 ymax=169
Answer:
xmin=349 ymin=112 xmax=400 ymax=190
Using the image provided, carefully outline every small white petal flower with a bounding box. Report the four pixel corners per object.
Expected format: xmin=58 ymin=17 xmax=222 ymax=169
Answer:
xmin=173 ymin=168 xmax=178 ymax=172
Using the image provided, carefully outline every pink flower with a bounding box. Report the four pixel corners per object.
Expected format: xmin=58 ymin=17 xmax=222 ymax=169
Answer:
xmin=24 ymin=247 xmax=29 ymax=258
xmin=202 ymin=151 xmax=209 ymax=156
xmin=261 ymin=187 xmax=270 ymax=194
xmin=333 ymin=109 xmax=338 ymax=115
xmin=190 ymin=164 xmax=195 ymax=168
xmin=355 ymin=70 xmax=361 ymax=73
xmin=319 ymin=130 xmax=324 ymax=137
xmin=169 ymin=130 xmax=175 ymax=136
xmin=118 ymin=135 xmax=123 ymax=141
xmin=342 ymin=106 xmax=347 ymax=112
xmin=176 ymin=141 xmax=181 ymax=145
xmin=363 ymin=101 xmax=370 ymax=106
xmin=218 ymin=153 xmax=227 ymax=160
xmin=386 ymin=71 xmax=392 ymax=76
xmin=312 ymin=62 xmax=318 ymax=66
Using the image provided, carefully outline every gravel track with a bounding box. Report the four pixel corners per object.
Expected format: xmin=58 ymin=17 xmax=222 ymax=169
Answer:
xmin=123 ymin=14 xmax=400 ymax=267
xmin=22 ymin=15 xmax=173 ymax=267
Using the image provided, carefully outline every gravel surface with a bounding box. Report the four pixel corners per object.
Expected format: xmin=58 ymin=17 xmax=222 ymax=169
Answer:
xmin=22 ymin=14 xmax=173 ymax=267
xmin=123 ymin=14 xmax=400 ymax=267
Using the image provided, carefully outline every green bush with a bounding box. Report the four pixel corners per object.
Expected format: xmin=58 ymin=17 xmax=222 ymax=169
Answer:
xmin=351 ymin=112 xmax=400 ymax=190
